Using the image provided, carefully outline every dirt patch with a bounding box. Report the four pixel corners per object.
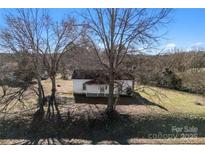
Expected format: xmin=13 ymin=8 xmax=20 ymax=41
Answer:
xmin=42 ymin=79 xmax=73 ymax=97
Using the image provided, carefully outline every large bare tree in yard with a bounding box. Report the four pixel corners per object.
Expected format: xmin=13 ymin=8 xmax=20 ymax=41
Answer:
xmin=0 ymin=9 xmax=79 ymax=119
xmin=84 ymin=9 xmax=172 ymax=114
xmin=41 ymin=13 xmax=79 ymax=119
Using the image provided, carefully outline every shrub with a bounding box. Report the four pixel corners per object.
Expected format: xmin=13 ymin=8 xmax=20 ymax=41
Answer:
xmin=158 ymin=68 xmax=182 ymax=90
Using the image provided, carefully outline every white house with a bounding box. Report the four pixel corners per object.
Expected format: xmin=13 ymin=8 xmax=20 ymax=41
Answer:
xmin=72 ymin=69 xmax=134 ymax=97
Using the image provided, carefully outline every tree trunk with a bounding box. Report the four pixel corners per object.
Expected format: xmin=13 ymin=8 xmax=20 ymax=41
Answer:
xmin=33 ymin=56 xmax=45 ymax=113
xmin=37 ymin=77 xmax=45 ymax=113
xmin=106 ymin=69 xmax=115 ymax=114
xmin=49 ymin=76 xmax=61 ymax=120
xmin=113 ymin=83 xmax=121 ymax=109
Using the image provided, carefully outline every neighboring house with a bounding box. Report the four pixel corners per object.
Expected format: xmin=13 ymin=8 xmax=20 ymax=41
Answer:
xmin=72 ymin=69 xmax=135 ymax=97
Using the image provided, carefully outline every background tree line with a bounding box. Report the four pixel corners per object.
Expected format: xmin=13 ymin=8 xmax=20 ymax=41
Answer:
xmin=2 ymin=49 xmax=205 ymax=94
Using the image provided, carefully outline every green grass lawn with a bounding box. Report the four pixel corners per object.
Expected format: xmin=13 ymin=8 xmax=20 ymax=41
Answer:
xmin=136 ymin=85 xmax=205 ymax=116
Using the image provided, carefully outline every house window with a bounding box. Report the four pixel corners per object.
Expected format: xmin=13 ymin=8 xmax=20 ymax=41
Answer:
xmin=100 ymin=86 xmax=105 ymax=93
xmin=83 ymin=84 xmax=86 ymax=90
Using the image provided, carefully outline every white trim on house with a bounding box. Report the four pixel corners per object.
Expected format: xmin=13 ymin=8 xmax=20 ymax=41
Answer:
xmin=72 ymin=79 xmax=134 ymax=97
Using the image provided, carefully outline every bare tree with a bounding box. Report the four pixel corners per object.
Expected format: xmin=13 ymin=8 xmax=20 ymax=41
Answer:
xmin=84 ymin=8 xmax=172 ymax=114
xmin=0 ymin=9 xmax=48 ymax=114
xmin=0 ymin=9 xmax=79 ymax=119
xmin=41 ymin=14 xmax=79 ymax=119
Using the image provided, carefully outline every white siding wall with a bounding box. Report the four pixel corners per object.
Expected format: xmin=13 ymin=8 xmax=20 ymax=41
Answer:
xmin=86 ymin=84 xmax=109 ymax=94
xmin=73 ymin=79 xmax=91 ymax=94
xmin=73 ymin=79 xmax=134 ymax=95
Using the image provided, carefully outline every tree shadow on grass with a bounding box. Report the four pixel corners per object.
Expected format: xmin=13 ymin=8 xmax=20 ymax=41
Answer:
xmin=0 ymin=92 xmax=204 ymax=145
xmin=1 ymin=105 xmax=205 ymax=145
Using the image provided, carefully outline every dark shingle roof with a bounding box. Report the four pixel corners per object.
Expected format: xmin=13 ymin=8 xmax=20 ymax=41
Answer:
xmin=71 ymin=69 xmax=134 ymax=80
xmin=84 ymin=79 xmax=108 ymax=85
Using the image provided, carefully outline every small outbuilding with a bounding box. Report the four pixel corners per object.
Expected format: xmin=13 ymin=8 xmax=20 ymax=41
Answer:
xmin=72 ymin=69 xmax=134 ymax=97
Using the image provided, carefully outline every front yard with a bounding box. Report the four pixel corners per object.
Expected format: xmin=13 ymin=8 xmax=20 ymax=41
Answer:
xmin=0 ymin=79 xmax=205 ymax=144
